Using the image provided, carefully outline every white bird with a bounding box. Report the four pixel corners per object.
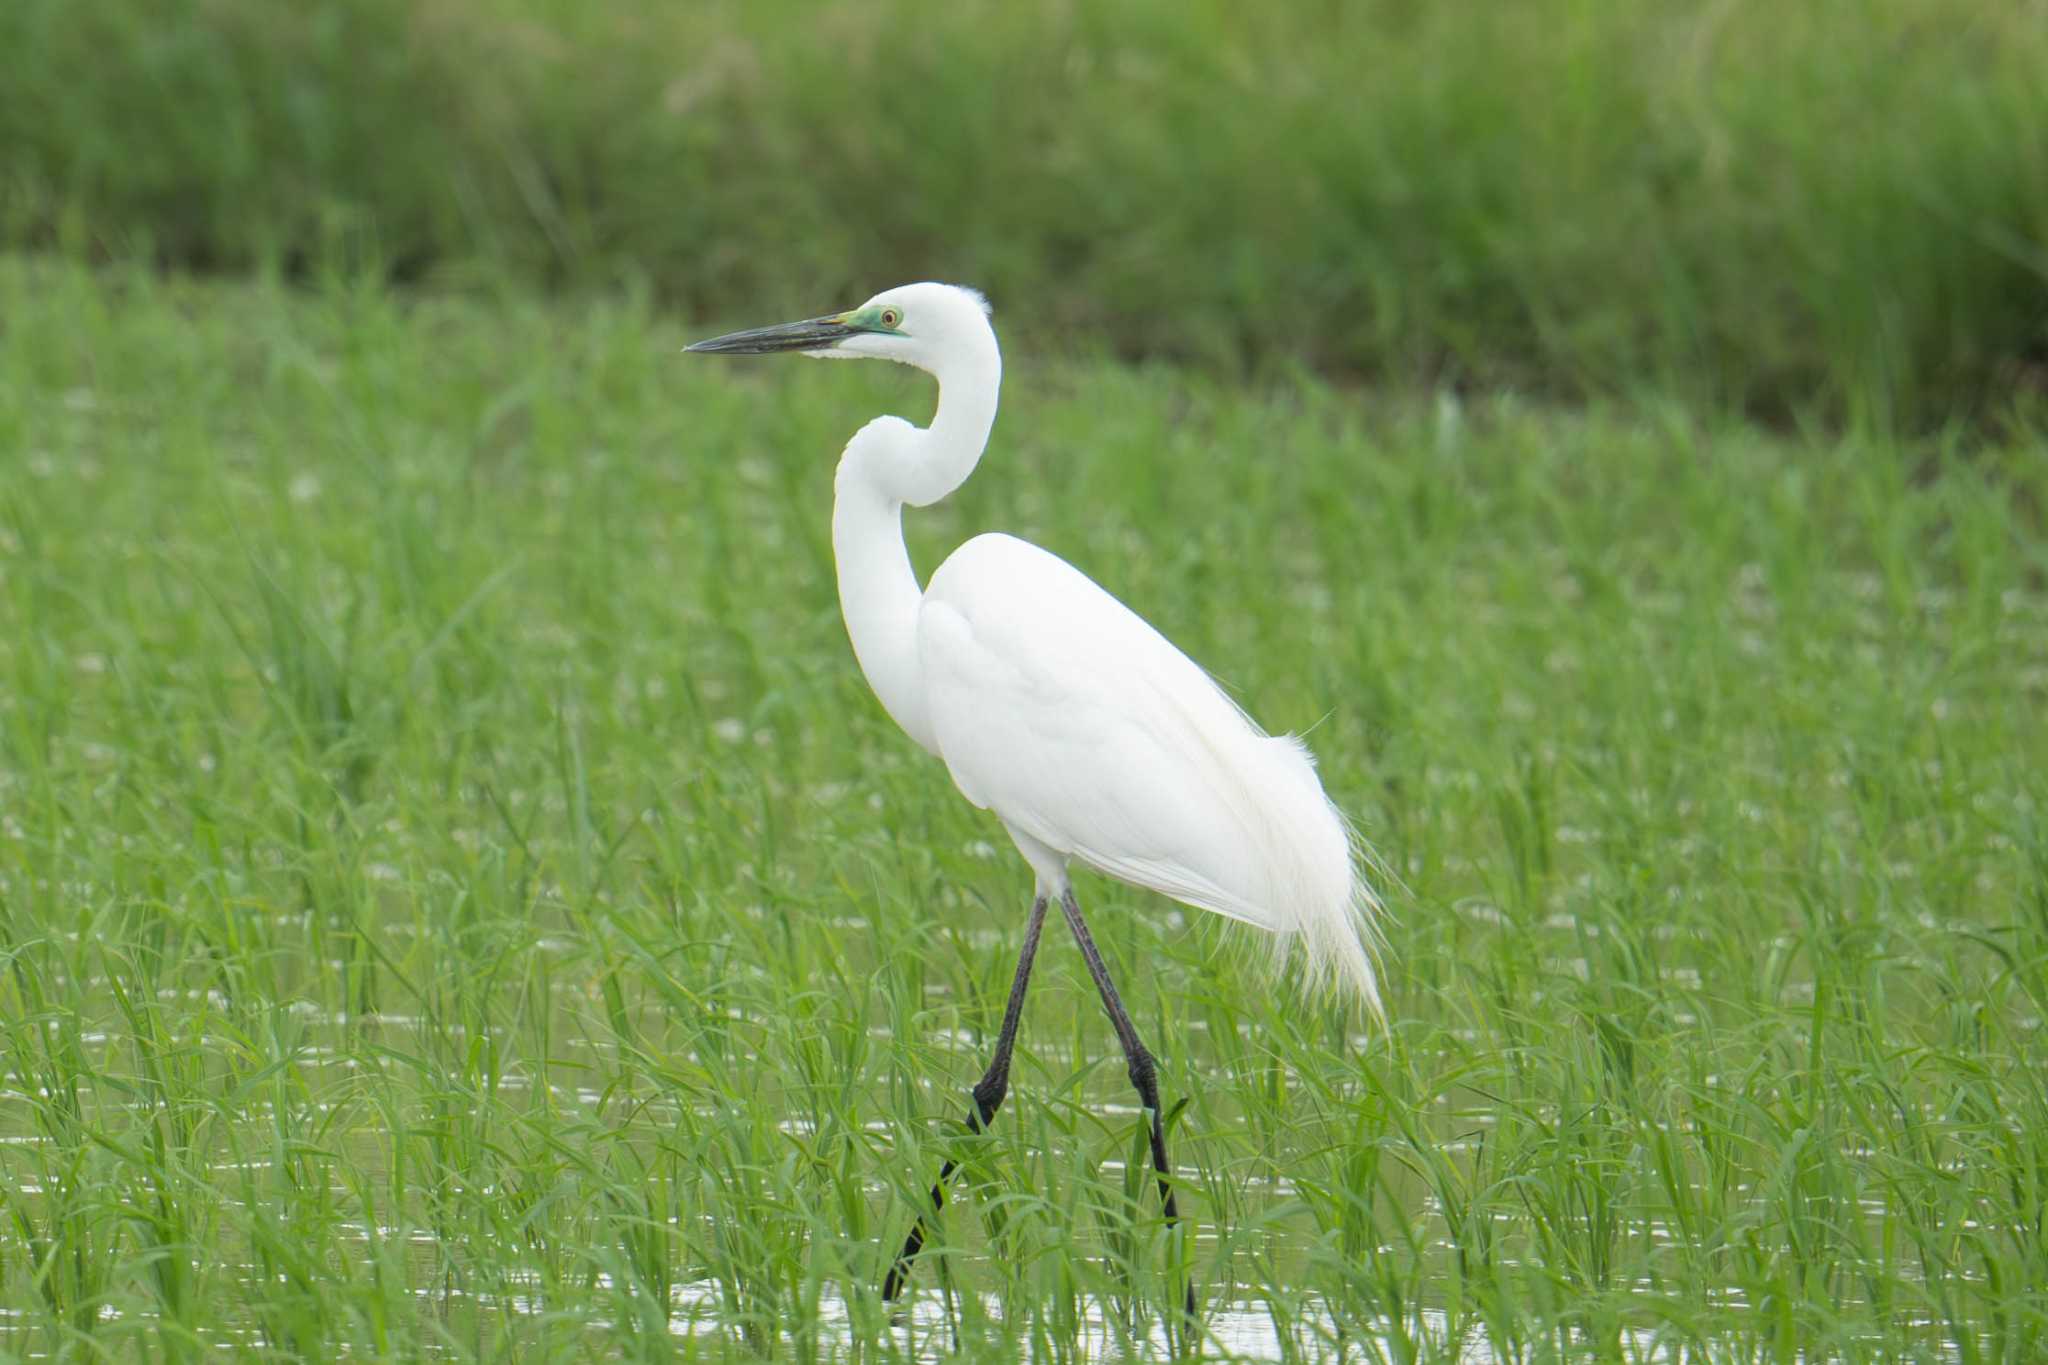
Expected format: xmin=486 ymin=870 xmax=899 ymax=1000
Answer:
xmin=687 ymin=282 xmax=1382 ymax=1314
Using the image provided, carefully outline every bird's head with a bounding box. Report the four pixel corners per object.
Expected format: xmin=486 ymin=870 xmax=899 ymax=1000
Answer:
xmin=685 ymin=282 xmax=994 ymax=376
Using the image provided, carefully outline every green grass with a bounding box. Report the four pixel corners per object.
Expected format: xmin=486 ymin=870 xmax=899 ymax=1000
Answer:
xmin=4 ymin=0 xmax=2046 ymax=427
xmin=1 ymin=254 xmax=2046 ymax=1360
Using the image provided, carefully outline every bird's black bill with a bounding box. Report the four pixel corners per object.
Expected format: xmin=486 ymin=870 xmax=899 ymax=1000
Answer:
xmin=684 ymin=316 xmax=851 ymax=355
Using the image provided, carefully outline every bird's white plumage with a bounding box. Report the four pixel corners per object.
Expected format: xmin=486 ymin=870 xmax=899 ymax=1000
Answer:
xmin=921 ymin=533 xmax=1287 ymax=919
xmin=698 ymin=280 xmax=1383 ymax=1016
xmin=920 ymin=533 xmax=1381 ymax=1008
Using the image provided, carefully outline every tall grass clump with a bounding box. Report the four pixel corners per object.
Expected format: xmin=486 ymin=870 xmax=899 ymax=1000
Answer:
xmin=3 ymin=0 xmax=2044 ymax=425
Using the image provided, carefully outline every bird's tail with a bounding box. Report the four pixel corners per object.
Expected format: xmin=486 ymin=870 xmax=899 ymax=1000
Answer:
xmin=1298 ymin=823 xmax=1387 ymax=1023
xmin=1252 ymin=734 xmax=1387 ymax=1022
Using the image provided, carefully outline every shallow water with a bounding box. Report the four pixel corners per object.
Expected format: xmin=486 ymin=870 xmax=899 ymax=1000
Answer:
xmin=0 ymin=991 xmax=2009 ymax=1361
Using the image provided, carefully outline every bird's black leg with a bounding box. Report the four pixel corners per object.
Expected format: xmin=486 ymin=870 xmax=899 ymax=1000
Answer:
xmin=1058 ymin=885 xmax=1199 ymax=1327
xmin=882 ymin=892 xmax=1049 ymax=1303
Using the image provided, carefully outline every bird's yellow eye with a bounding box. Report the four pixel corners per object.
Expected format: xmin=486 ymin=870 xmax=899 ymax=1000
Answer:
xmin=880 ymin=307 xmax=902 ymax=330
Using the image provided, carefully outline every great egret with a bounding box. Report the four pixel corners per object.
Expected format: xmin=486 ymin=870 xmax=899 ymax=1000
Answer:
xmin=686 ymin=283 xmax=1383 ymax=1316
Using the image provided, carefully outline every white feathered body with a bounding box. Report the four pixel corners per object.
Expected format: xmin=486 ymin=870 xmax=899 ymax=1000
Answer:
xmin=918 ymin=533 xmax=1381 ymax=1011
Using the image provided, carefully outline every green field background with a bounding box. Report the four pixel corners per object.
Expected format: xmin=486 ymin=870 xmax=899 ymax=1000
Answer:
xmin=2 ymin=1 xmax=2047 ymax=1360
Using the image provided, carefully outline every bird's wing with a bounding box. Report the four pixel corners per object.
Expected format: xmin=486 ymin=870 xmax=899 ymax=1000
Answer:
xmin=918 ymin=534 xmax=1339 ymax=932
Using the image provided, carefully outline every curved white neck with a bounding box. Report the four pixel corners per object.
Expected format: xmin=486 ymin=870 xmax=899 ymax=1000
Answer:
xmin=830 ymin=339 xmax=1001 ymax=756
xmin=886 ymin=340 xmax=1002 ymax=508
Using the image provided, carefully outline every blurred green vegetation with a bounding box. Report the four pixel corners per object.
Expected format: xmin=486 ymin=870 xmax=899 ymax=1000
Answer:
xmin=3 ymin=0 xmax=2044 ymax=426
